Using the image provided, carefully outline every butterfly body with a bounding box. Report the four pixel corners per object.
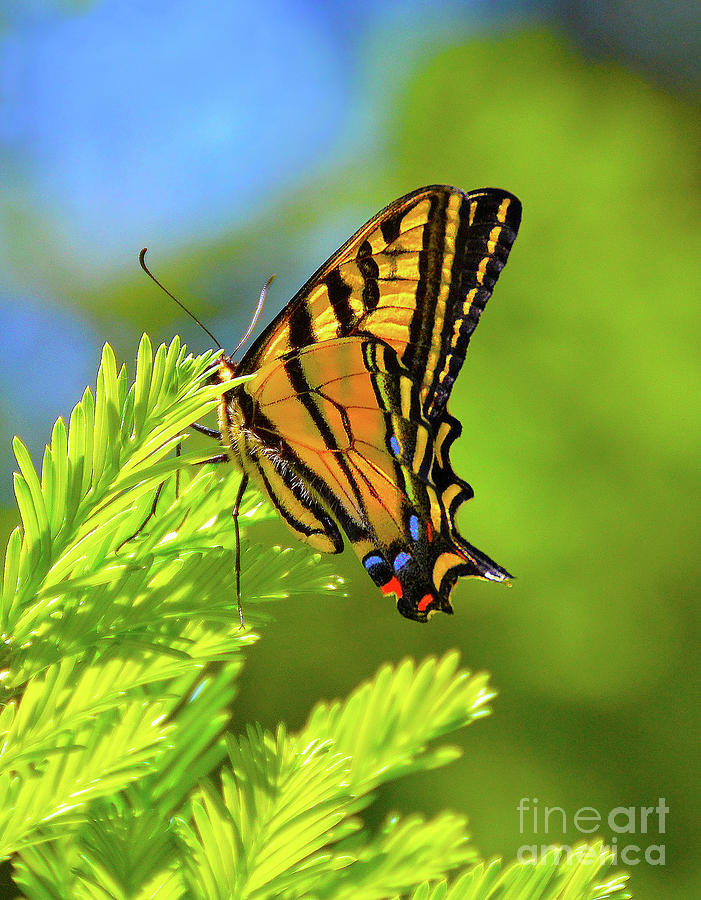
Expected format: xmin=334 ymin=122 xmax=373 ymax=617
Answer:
xmin=216 ymin=185 xmax=521 ymax=621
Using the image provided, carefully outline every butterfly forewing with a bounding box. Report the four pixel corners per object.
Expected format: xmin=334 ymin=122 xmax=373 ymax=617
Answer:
xmin=221 ymin=185 xmax=521 ymax=621
xmin=238 ymin=185 xmax=521 ymax=423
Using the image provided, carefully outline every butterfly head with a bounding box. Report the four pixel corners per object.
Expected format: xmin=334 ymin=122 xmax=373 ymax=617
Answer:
xmin=216 ymin=352 xmax=239 ymax=380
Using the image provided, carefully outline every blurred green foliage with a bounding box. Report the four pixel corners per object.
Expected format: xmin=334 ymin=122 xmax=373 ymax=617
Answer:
xmin=0 ymin=339 xmax=629 ymax=898
xmin=2 ymin=27 xmax=699 ymax=900
xmin=233 ymin=31 xmax=700 ymax=900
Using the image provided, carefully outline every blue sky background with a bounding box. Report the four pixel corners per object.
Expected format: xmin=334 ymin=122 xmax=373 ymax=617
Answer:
xmin=1 ymin=0 xmax=538 ymax=497
xmin=2 ymin=0 xmax=533 ymax=267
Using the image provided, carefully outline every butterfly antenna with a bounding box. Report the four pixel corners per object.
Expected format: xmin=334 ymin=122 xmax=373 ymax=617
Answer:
xmin=139 ymin=248 xmax=223 ymax=350
xmin=232 ymin=274 xmax=275 ymax=356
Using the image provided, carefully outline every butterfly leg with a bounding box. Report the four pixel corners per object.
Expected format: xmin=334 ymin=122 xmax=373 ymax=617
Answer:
xmin=175 ymin=441 xmax=181 ymax=497
xmin=190 ymin=423 xmax=227 ymax=464
xmin=116 ymin=480 xmax=166 ymax=552
xmin=193 ymin=454 xmax=248 ymax=626
xmin=190 ymin=423 xmax=221 ymax=439
xmin=117 ymin=440 xmax=189 ymax=551
xmin=232 ymin=473 xmax=249 ymax=628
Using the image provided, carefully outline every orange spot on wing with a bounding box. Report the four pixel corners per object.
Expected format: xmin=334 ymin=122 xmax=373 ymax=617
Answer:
xmin=418 ymin=593 xmax=433 ymax=612
xmin=426 ymin=521 xmax=434 ymax=542
xmin=381 ymin=576 xmax=403 ymax=599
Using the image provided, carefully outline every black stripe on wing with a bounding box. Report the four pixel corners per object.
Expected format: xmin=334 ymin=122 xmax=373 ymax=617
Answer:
xmin=423 ymin=188 xmax=522 ymax=422
xmin=403 ymin=188 xmax=452 ymax=379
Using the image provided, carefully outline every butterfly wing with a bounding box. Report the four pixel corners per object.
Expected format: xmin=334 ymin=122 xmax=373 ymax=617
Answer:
xmin=225 ymin=185 xmax=521 ymax=620
xmin=229 ymin=336 xmax=509 ymax=621
xmin=238 ymin=185 xmax=521 ymax=423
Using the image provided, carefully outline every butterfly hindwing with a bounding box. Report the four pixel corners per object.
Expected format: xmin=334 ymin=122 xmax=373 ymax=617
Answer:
xmin=225 ymin=336 xmax=509 ymax=621
xmin=220 ymin=185 xmax=521 ymax=620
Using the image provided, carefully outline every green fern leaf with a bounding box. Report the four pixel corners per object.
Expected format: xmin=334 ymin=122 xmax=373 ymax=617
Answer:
xmin=407 ymin=842 xmax=631 ymax=899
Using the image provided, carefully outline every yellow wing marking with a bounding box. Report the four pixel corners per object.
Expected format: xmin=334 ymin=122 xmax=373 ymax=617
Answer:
xmin=397 ymin=198 xmax=432 ymax=234
xmin=412 ymin=426 xmax=429 ymax=477
xmin=422 ymin=192 xmax=462 ymax=407
xmin=433 ymin=416 xmax=452 ymax=461
xmin=497 ymin=196 xmax=512 ymax=223
xmin=433 ymin=551 xmax=467 ymax=590
xmin=487 ymin=225 xmax=502 ymax=254
xmin=400 ymin=378 xmax=414 ymax=419
xmin=441 ymin=482 xmax=463 ymax=509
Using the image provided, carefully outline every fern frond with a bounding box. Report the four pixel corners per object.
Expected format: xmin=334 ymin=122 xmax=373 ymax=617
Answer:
xmin=0 ymin=334 xmax=339 ymax=864
xmin=1 ymin=335 xmax=228 ymax=648
xmin=315 ymin=811 xmax=476 ymax=900
xmin=407 ymin=842 xmax=631 ymax=900
xmin=299 ymin=650 xmax=495 ymax=791
xmin=0 ymin=670 xmax=170 ymax=857
xmin=177 ymin=654 xmax=490 ymax=899
xmin=2 ymin=334 xmax=630 ymax=900
xmin=12 ymin=657 xmax=243 ymax=899
xmin=178 ymin=725 xmax=352 ymax=898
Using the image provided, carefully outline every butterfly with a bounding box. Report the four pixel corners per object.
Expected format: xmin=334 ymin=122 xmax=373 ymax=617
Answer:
xmin=203 ymin=185 xmax=521 ymax=622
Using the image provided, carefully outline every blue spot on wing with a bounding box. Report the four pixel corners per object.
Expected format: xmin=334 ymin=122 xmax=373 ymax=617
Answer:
xmin=363 ymin=554 xmax=384 ymax=570
xmin=393 ymin=551 xmax=411 ymax=572
xmin=390 ymin=435 xmax=401 ymax=457
xmin=409 ymin=515 xmax=420 ymax=542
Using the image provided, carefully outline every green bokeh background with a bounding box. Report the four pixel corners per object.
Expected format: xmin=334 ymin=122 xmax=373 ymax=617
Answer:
xmin=3 ymin=24 xmax=700 ymax=900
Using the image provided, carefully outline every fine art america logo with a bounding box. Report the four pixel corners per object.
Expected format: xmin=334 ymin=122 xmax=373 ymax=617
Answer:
xmin=517 ymin=797 xmax=668 ymax=866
